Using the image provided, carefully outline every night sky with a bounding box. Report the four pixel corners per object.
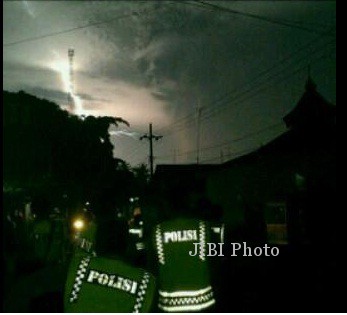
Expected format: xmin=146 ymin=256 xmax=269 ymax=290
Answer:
xmin=3 ymin=1 xmax=336 ymax=167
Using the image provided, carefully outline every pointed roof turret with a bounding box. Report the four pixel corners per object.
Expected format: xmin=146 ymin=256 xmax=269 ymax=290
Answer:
xmin=305 ymin=75 xmax=317 ymax=92
xmin=283 ymin=77 xmax=335 ymax=131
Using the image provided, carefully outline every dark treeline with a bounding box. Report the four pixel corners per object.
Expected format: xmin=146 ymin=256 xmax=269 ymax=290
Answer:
xmin=3 ymin=90 xmax=147 ymax=216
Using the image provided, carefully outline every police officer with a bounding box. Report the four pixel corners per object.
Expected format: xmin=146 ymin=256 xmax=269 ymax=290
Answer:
xmin=4 ymin=207 xmax=68 ymax=312
xmin=149 ymin=184 xmax=218 ymax=312
xmin=46 ymin=207 xmax=69 ymax=264
xmin=64 ymin=215 xmax=156 ymax=312
xmin=128 ymin=200 xmax=146 ymax=267
xmin=31 ymin=210 xmax=53 ymax=264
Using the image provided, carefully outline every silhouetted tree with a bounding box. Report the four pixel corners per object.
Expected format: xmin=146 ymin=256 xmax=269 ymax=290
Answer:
xmin=3 ymin=90 xmax=133 ymax=216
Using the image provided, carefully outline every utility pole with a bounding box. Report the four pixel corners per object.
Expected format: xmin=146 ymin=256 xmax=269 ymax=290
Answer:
xmin=140 ymin=123 xmax=162 ymax=178
xmin=196 ymin=103 xmax=203 ymax=164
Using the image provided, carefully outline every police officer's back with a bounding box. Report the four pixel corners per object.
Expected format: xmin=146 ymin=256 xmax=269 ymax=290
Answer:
xmin=32 ymin=213 xmax=53 ymax=264
xmin=149 ymin=186 xmax=217 ymax=312
xmin=64 ymin=215 xmax=156 ymax=312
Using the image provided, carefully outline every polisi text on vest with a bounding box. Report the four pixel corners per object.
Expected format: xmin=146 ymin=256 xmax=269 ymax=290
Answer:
xmin=87 ymin=270 xmax=138 ymax=294
xmin=164 ymin=230 xmax=198 ymax=243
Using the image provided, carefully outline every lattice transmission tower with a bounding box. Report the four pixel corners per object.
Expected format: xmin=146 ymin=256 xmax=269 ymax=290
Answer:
xmin=67 ymin=48 xmax=75 ymax=112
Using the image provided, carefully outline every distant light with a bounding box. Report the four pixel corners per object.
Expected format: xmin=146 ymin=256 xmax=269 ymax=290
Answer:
xmin=73 ymin=219 xmax=85 ymax=231
xmin=130 ymin=197 xmax=134 ymax=202
xmin=86 ymin=201 xmax=90 ymax=206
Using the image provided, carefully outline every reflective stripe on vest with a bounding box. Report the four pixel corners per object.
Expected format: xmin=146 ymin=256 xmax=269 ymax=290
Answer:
xmin=155 ymin=225 xmax=165 ymax=265
xmin=198 ymin=221 xmax=206 ymax=261
xmin=221 ymin=224 xmax=225 ymax=243
xmin=158 ymin=285 xmax=215 ymax=312
xmin=211 ymin=223 xmax=225 ymax=243
xmin=133 ymin=272 xmax=151 ymax=313
xmin=69 ymin=256 xmax=91 ymax=303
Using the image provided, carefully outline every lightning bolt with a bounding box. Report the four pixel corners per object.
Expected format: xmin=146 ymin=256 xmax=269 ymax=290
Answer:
xmin=109 ymin=130 xmax=140 ymax=139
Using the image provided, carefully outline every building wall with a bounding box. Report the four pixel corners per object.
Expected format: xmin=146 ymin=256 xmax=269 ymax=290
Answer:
xmin=206 ymin=131 xmax=336 ymax=245
xmin=206 ymin=147 xmax=310 ymax=241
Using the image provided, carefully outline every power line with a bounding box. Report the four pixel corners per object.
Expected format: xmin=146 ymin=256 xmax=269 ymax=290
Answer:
xmin=120 ymin=140 xmax=147 ymax=165
xmin=198 ymin=39 xmax=336 ymax=122
xmin=4 ymin=1 xmax=334 ymax=48
xmin=160 ymin=37 xmax=335 ymax=138
xmin=156 ymin=45 xmax=335 ymax=163
xmin=157 ymin=34 xmax=334 ymax=136
xmin=111 ymin=127 xmax=149 ymax=165
xmin=132 ymin=42 xmax=334 ymax=166
xmin=186 ymin=0 xmax=335 ymax=37
xmin=199 ymin=146 xmax=258 ymax=164
xmin=3 ymin=5 xmax=166 ymax=47
xmin=143 ymin=4 xmax=334 ymax=136
xmin=174 ymin=0 xmax=335 ymax=32
xmin=157 ymin=121 xmax=284 ymax=159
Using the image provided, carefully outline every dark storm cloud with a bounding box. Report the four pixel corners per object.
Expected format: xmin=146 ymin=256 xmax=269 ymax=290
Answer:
xmin=3 ymin=61 xmax=56 ymax=81
xmin=22 ymin=87 xmax=69 ymax=105
xmin=132 ymin=3 xmax=336 ymax=124
xmin=76 ymin=92 xmax=111 ymax=103
xmin=3 ymin=1 xmax=335 ymax=165
xmin=3 ymin=61 xmax=43 ymax=76
xmin=82 ymin=0 xmax=335 ymax=112
xmin=3 ymin=61 xmax=61 ymax=92
xmin=3 ymin=61 xmax=101 ymax=105
xmin=81 ymin=57 xmax=148 ymax=87
xmin=77 ymin=2 xmax=237 ymax=110
xmin=21 ymin=87 xmax=106 ymax=107
xmin=7 ymin=1 xmax=334 ymax=109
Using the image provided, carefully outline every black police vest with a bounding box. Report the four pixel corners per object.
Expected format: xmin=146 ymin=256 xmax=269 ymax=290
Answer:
xmin=153 ymin=218 xmax=216 ymax=312
xmin=65 ymin=255 xmax=156 ymax=312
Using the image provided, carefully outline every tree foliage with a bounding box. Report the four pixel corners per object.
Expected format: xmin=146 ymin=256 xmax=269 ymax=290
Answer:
xmin=3 ymin=90 xmax=134 ymax=214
